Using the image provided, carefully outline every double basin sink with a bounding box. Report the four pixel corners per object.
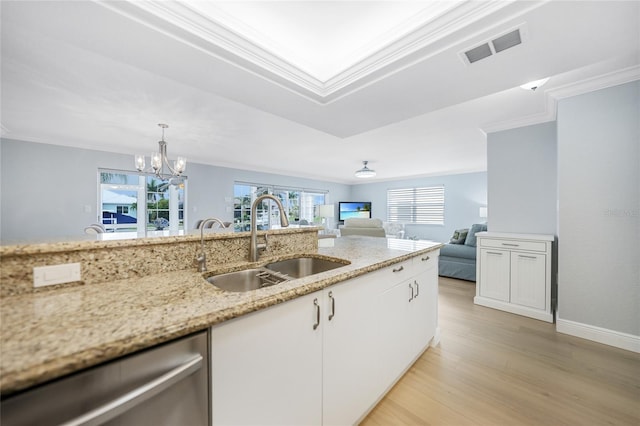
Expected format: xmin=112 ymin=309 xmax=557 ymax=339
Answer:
xmin=205 ymin=256 xmax=350 ymax=292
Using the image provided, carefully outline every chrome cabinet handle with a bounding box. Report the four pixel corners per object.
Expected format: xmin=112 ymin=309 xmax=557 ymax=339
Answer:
xmin=519 ymin=255 xmax=537 ymax=259
xmin=393 ymin=266 xmax=404 ymax=273
xmin=313 ymin=298 xmax=320 ymax=330
xmin=421 ymin=256 xmax=430 ymax=261
xmin=60 ymin=355 xmax=203 ymax=426
xmin=414 ymin=280 xmax=420 ymax=298
xmin=408 ymin=283 xmax=414 ymax=302
xmin=328 ymin=291 xmax=335 ymax=321
xmin=502 ymin=243 xmax=519 ymax=247
xmin=487 ymin=251 xmax=503 ymax=255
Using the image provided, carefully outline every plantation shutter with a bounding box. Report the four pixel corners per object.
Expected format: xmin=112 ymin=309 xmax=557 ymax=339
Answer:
xmin=387 ymin=186 xmax=444 ymax=224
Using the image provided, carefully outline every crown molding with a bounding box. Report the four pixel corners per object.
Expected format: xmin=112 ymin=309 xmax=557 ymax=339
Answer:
xmin=482 ymin=64 xmax=640 ymax=134
xmin=95 ymin=0 xmax=327 ymax=102
xmin=96 ymin=0 xmax=532 ymax=103
xmin=548 ymin=64 xmax=640 ymax=100
xmin=320 ymin=1 xmax=513 ymax=98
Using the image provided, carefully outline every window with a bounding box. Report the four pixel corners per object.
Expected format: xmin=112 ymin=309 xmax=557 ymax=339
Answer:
xmin=99 ymin=171 xmax=186 ymax=232
xmin=387 ymin=186 xmax=444 ymax=225
xmin=146 ymin=177 xmax=185 ymax=230
xmin=234 ymin=183 xmax=326 ymax=232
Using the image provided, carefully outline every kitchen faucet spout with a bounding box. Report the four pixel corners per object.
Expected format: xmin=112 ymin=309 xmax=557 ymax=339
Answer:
xmin=197 ymin=217 xmax=227 ymax=272
xmin=250 ymin=195 xmax=289 ymax=262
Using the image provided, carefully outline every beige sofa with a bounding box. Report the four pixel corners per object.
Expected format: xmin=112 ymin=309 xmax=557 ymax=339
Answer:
xmin=340 ymin=218 xmax=386 ymax=237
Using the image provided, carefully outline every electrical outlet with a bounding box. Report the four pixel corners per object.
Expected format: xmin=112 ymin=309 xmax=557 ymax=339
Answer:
xmin=33 ymin=263 xmax=81 ymax=288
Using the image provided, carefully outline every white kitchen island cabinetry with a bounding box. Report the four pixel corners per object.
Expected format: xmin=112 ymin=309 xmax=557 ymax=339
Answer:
xmin=322 ymin=273 xmax=380 ymax=426
xmin=377 ymin=257 xmax=416 ymax=389
xmin=210 ymin=292 xmax=322 ymax=426
xmin=411 ymin=253 xmax=439 ymax=355
xmin=210 ymin=250 xmax=440 ymax=426
xmin=377 ymin=254 xmax=438 ymax=391
xmin=475 ymin=232 xmax=554 ymax=322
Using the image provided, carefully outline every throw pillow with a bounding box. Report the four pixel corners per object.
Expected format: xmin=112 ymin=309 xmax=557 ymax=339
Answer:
xmin=449 ymin=228 xmax=469 ymax=244
xmin=464 ymin=223 xmax=487 ymax=247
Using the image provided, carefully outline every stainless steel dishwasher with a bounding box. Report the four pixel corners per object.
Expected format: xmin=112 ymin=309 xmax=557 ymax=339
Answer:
xmin=1 ymin=330 xmax=209 ymax=426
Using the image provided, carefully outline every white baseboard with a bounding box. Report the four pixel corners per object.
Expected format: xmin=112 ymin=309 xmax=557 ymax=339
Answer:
xmin=474 ymin=296 xmax=554 ymax=323
xmin=431 ymin=326 xmax=441 ymax=347
xmin=556 ymin=317 xmax=640 ymax=353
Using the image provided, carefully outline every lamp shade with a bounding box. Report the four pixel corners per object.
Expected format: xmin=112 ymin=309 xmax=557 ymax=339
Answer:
xmin=318 ymin=204 xmax=334 ymax=218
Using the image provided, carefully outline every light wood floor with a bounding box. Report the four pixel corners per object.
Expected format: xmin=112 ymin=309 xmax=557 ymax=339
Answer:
xmin=362 ymin=277 xmax=640 ymax=426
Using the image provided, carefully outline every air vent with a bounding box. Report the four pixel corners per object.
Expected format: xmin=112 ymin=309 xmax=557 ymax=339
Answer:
xmin=465 ymin=43 xmax=493 ymax=64
xmin=460 ymin=26 xmax=526 ymax=65
xmin=492 ymin=29 xmax=522 ymax=53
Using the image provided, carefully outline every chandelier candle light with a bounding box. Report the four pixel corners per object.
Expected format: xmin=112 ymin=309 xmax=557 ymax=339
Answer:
xmin=135 ymin=124 xmax=186 ymax=178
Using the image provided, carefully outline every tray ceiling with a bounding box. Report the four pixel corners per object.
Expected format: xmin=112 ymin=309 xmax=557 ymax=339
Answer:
xmin=1 ymin=1 xmax=639 ymax=183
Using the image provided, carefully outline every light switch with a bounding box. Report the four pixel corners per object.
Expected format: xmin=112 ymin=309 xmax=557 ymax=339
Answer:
xmin=33 ymin=263 xmax=81 ymax=288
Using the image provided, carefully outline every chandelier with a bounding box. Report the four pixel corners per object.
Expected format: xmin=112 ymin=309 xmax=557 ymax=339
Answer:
xmin=135 ymin=124 xmax=186 ymax=178
xmin=354 ymin=161 xmax=376 ymax=178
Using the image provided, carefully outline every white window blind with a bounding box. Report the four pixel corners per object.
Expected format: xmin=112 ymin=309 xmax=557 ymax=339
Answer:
xmin=387 ymin=186 xmax=444 ymax=224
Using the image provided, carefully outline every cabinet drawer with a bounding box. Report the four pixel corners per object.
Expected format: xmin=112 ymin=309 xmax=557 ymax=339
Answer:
xmin=479 ymin=238 xmax=546 ymax=252
xmin=413 ymin=252 xmax=438 ymax=272
xmin=379 ymin=259 xmax=414 ymax=291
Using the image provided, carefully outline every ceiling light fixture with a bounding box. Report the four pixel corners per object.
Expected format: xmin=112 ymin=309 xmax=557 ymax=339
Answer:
xmin=354 ymin=161 xmax=376 ymax=178
xmin=520 ymin=77 xmax=549 ymax=91
xmin=135 ymin=124 xmax=186 ymax=179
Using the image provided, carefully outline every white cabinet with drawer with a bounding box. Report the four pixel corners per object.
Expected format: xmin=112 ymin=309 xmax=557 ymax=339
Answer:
xmin=475 ymin=232 xmax=554 ymax=322
xmin=210 ymin=251 xmax=440 ymax=426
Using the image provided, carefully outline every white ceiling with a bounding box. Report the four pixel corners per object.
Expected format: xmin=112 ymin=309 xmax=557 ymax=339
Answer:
xmin=1 ymin=1 xmax=639 ymax=184
xmin=188 ymin=0 xmax=463 ymax=82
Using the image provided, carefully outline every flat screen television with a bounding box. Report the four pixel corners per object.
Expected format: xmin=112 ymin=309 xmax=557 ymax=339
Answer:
xmin=338 ymin=201 xmax=372 ymax=222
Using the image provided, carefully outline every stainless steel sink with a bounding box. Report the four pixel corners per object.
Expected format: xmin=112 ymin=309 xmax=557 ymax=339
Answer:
xmin=205 ymin=268 xmax=289 ymax=292
xmin=205 ymin=256 xmax=350 ymax=292
xmin=265 ymin=256 xmax=349 ymax=278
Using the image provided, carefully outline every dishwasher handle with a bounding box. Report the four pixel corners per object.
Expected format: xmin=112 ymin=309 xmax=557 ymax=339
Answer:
xmin=60 ymin=354 xmax=203 ymax=426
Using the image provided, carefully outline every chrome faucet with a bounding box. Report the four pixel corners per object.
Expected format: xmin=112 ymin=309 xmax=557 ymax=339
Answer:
xmin=250 ymin=195 xmax=289 ymax=262
xmin=196 ymin=217 xmax=227 ymax=272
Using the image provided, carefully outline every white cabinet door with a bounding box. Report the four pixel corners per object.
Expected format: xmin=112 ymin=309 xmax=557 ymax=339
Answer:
xmin=211 ymin=292 xmax=322 ymax=426
xmin=479 ymin=248 xmax=510 ymax=302
xmin=322 ymin=274 xmax=380 ymax=426
xmin=475 ymin=233 xmax=554 ymax=322
xmin=378 ymin=279 xmax=414 ymax=389
xmin=510 ymin=252 xmax=546 ymax=310
xmin=412 ymin=255 xmax=438 ymax=355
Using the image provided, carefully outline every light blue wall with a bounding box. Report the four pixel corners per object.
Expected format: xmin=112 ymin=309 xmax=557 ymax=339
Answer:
xmin=186 ymin=162 xmax=350 ymax=230
xmin=487 ymin=121 xmax=558 ymax=235
xmin=0 ymin=138 xmax=350 ymax=243
xmin=350 ymin=172 xmax=487 ymax=243
xmin=1 ymin=138 xmax=484 ymax=245
xmin=557 ymin=80 xmax=639 ymax=336
xmin=1 ymin=139 xmax=132 ymax=243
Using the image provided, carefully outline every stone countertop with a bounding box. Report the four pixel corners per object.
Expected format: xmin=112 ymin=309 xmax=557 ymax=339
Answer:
xmin=0 ymin=236 xmax=442 ymax=395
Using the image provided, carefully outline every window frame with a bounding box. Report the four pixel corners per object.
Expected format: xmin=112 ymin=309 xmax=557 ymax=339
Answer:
xmin=98 ymin=169 xmax=187 ymax=232
xmin=387 ymin=185 xmax=445 ymax=225
xmin=234 ymin=182 xmax=327 ymax=232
